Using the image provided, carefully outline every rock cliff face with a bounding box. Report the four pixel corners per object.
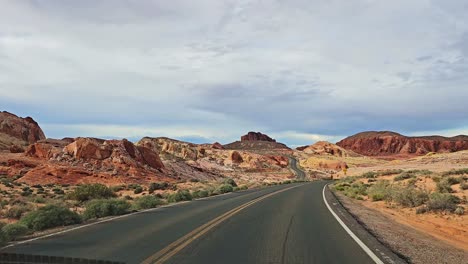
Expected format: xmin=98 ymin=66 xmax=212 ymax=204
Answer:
xmin=296 ymin=141 xmax=358 ymax=157
xmin=241 ymin=132 xmax=276 ymax=142
xmin=137 ymin=137 xmax=202 ymax=161
xmin=336 ymin=131 xmax=468 ymax=156
xmin=0 ymin=111 xmax=46 ymax=151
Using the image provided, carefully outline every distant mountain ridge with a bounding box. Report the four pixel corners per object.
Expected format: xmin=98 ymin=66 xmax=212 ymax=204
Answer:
xmin=336 ymin=131 xmax=468 ymax=156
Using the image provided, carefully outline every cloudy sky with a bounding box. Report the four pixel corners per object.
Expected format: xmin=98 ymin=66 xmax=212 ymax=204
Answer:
xmin=1 ymin=0 xmax=467 ymax=146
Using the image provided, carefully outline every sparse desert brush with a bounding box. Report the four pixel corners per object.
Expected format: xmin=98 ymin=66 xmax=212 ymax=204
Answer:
xmin=148 ymin=182 xmax=171 ymax=193
xmin=133 ymin=186 xmax=143 ymax=194
xmin=192 ymin=189 xmax=209 ymax=199
xmin=378 ymin=169 xmax=404 ymax=176
xmin=132 ymin=196 xmax=164 ymax=210
xmin=5 ymin=205 xmax=31 ymax=219
xmin=1 ymin=223 xmax=30 ymax=241
xmin=368 ymin=180 xmax=392 ymax=201
xmin=83 ymin=199 xmax=131 ymax=220
xmin=442 ymin=168 xmax=468 ymax=176
xmin=436 ymin=179 xmax=453 ymax=193
xmin=167 ymin=190 xmax=192 ymax=203
xmin=20 ymin=205 xmax=82 ymax=231
xmin=454 ymin=206 xmax=464 ymax=215
xmin=394 ymin=172 xmax=416 ymax=181
xmin=461 ymin=181 xmax=468 ymax=190
xmin=426 ymin=193 xmax=461 ymax=213
xmin=215 ymin=184 xmax=234 ymax=195
xmin=361 ymin=172 xmax=377 ymax=178
xmin=68 ymin=184 xmax=116 ymax=202
xmin=223 ymin=178 xmax=238 ymax=187
xmin=391 ymin=187 xmax=428 ymax=207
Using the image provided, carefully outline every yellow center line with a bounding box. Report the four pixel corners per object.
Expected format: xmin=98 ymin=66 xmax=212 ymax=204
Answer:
xmin=141 ymin=184 xmax=303 ymax=264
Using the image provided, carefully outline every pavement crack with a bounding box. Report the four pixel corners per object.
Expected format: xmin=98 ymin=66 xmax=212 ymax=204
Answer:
xmin=281 ymin=215 xmax=294 ymax=264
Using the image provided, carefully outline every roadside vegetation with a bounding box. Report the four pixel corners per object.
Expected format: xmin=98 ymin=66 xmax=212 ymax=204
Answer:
xmin=332 ymin=168 xmax=467 ymax=216
xmin=0 ymin=175 xmax=306 ymax=244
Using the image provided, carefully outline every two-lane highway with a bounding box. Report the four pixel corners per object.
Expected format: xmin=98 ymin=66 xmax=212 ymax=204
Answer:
xmin=1 ymin=182 xmax=374 ymax=264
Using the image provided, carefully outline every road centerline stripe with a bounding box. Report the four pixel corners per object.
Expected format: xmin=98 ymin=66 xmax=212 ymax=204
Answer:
xmin=142 ymin=184 xmax=304 ymax=264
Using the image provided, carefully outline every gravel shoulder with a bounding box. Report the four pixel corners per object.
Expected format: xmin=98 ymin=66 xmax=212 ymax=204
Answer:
xmin=334 ymin=191 xmax=467 ymax=264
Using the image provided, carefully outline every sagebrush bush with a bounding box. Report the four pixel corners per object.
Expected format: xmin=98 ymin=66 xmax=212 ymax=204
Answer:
xmin=426 ymin=193 xmax=460 ymax=212
xmin=148 ymin=182 xmax=170 ymax=193
xmin=442 ymin=168 xmax=468 ymax=176
xmin=192 ymin=190 xmax=209 ymax=199
xmin=394 ymin=172 xmax=415 ymax=181
xmin=223 ymin=178 xmax=238 ymax=187
xmin=392 ymin=187 xmax=428 ymax=207
xmin=83 ymin=199 xmax=131 ymax=220
xmin=368 ymin=181 xmax=392 ymax=201
xmin=6 ymin=205 xmax=30 ymax=219
xmin=215 ymin=184 xmax=234 ymax=194
xmin=454 ymin=206 xmax=464 ymax=215
xmin=133 ymin=186 xmax=143 ymax=194
xmin=446 ymin=177 xmax=462 ymax=185
xmin=461 ymin=181 xmax=468 ymax=190
xmin=133 ymin=196 xmax=164 ymax=210
xmin=361 ymin=172 xmax=377 ymax=179
xmin=68 ymin=184 xmax=116 ymax=202
xmin=167 ymin=190 xmax=192 ymax=203
xmin=1 ymin=223 xmax=30 ymax=241
xmin=20 ymin=205 xmax=82 ymax=231
xmin=378 ymin=169 xmax=404 ymax=176
xmin=436 ymin=179 xmax=453 ymax=193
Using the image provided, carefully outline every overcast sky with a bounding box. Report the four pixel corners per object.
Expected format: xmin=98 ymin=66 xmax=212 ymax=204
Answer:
xmin=1 ymin=0 xmax=467 ymax=146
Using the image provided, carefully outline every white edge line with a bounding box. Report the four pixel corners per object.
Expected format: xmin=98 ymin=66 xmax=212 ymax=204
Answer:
xmin=322 ymin=184 xmax=385 ymax=264
xmin=0 ymin=185 xmax=271 ymax=250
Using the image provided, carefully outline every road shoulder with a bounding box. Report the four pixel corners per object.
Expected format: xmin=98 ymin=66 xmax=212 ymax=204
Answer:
xmin=323 ymin=185 xmax=407 ymax=264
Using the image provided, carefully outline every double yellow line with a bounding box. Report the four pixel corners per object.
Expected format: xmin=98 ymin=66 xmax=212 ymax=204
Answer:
xmin=142 ymin=184 xmax=302 ymax=264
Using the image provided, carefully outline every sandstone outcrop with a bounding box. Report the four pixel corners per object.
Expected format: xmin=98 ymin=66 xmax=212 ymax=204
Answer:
xmin=241 ymin=132 xmax=276 ymax=142
xmin=337 ymin=131 xmax=468 ymax=156
xmin=0 ymin=111 xmax=46 ymax=151
xmin=296 ymin=141 xmax=358 ymax=157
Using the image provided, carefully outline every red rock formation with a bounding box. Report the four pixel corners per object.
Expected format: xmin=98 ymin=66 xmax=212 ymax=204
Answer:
xmin=230 ymin=151 xmax=244 ymax=163
xmin=241 ymin=132 xmax=276 ymax=142
xmin=0 ymin=111 xmax=46 ymax=150
xmin=297 ymin=141 xmax=358 ymax=157
xmin=336 ymin=131 xmax=468 ymax=156
xmin=211 ymin=142 xmax=224 ymax=149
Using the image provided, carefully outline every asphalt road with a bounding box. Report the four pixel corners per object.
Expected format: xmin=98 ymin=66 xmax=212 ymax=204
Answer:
xmin=1 ymin=182 xmax=374 ymax=264
xmin=289 ymin=157 xmax=306 ymax=180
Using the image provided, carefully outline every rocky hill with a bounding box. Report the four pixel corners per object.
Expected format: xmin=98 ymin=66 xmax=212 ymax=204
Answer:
xmin=0 ymin=111 xmax=46 ymax=152
xmin=224 ymin=132 xmax=290 ymax=150
xmin=296 ymin=141 xmax=360 ymax=157
xmin=336 ymin=131 xmax=468 ymax=156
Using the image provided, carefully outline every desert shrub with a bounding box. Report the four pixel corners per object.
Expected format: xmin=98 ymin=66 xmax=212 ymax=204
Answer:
xmin=68 ymin=184 xmax=116 ymax=202
xmin=436 ymin=179 xmax=453 ymax=193
xmin=446 ymin=177 xmax=462 ymax=185
xmin=133 ymin=186 xmax=143 ymax=194
xmin=442 ymin=168 xmax=468 ymax=176
xmin=167 ymin=190 xmax=192 ymax=203
xmin=223 ymin=178 xmax=238 ymax=187
xmin=431 ymin=176 xmax=441 ymax=183
xmin=110 ymin=185 xmax=125 ymax=192
xmin=20 ymin=205 xmax=82 ymax=231
xmin=378 ymin=169 xmax=404 ymax=176
xmin=361 ymin=172 xmax=377 ymax=179
xmin=392 ymin=187 xmax=428 ymax=207
xmin=215 ymin=184 xmax=234 ymax=194
xmin=52 ymin=188 xmax=65 ymax=195
xmin=426 ymin=193 xmax=460 ymax=212
xmin=189 ymin=178 xmax=200 ymax=183
xmin=1 ymin=223 xmax=30 ymax=241
xmin=341 ymin=182 xmax=368 ymax=199
xmin=407 ymin=178 xmax=418 ymax=186
xmin=394 ymin=172 xmax=415 ymax=181
xmin=6 ymin=205 xmax=31 ymax=219
xmin=192 ymin=190 xmax=209 ymax=199
xmin=238 ymin=185 xmax=248 ymax=190
xmin=407 ymin=169 xmax=433 ymax=175
xmin=148 ymin=182 xmax=170 ymax=193
xmin=83 ymin=199 xmax=131 ymax=220
xmin=368 ymin=181 xmax=392 ymax=201
xmin=454 ymin=206 xmax=465 ymax=215
xmin=133 ymin=196 xmax=164 ymax=210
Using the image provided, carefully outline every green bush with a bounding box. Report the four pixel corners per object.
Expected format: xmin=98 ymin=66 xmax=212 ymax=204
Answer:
xmin=378 ymin=169 xmax=404 ymax=176
xmin=368 ymin=181 xmax=392 ymax=201
xmin=394 ymin=172 xmax=415 ymax=181
xmin=83 ymin=199 xmax=131 ymax=220
xmin=167 ymin=190 xmax=192 ymax=203
xmin=426 ymin=193 xmax=461 ymax=212
xmin=436 ymin=179 xmax=453 ymax=193
xmin=68 ymin=184 xmax=116 ymax=202
xmin=133 ymin=186 xmax=143 ymax=194
xmin=110 ymin=185 xmax=125 ymax=192
xmin=6 ymin=205 xmax=30 ymax=219
xmin=215 ymin=184 xmax=234 ymax=194
xmin=148 ymin=182 xmax=170 ymax=193
xmin=442 ymin=168 xmax=468 ymax=176
xmin=238 ymin=185 xmax=248 ymax=190
xmin=361 ymin=172 xmax=377 ymax=179
xmin=1 ymin=223 xmax=30 ymax=241
xmin=446 ymin=177 xmax=462 ymax=185
xmin=133 ymin=196 xmax=164 ymax=210
xmin=20 ymin=205 xmax=82 ymax=231
xmin=392 ymin=187 xmax=428 ymax=207
xmin=223 ymin=178 xmax=238 ymax=187
xmin=192 ymin=190 xmax=209 ymax=199
xmin=460 ymin=181 xmax=468 ymax=190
